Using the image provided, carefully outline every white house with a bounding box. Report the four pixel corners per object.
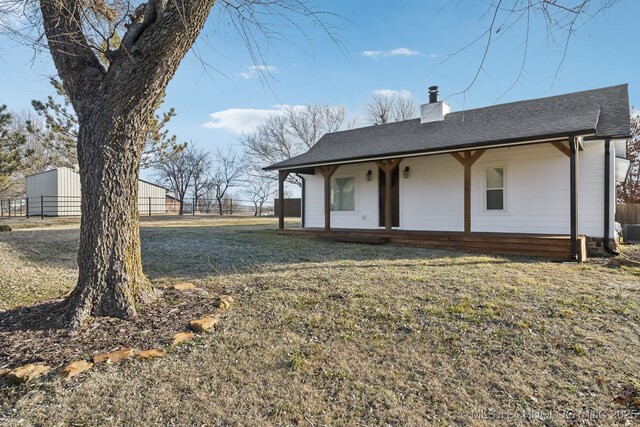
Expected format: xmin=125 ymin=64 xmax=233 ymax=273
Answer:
xmin=266 ymin=85 xmax=632 ymax=261
xmin=26 ymin=167 xmax=168 ymax=216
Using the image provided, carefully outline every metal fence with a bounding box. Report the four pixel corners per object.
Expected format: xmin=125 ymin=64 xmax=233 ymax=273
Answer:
xmin=0 ymin=196 xmax=275 ymax=219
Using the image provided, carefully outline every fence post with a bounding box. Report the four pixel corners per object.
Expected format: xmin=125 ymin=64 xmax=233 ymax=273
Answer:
xmin=230 ymin=199 xmax=233 ymax=215
xmin=26 ymin=197 xmax=29 ymax=219
xmin=41 ymin=195 xmax=44 ymax=220
xmin=149 ymin=197 xmax=152 ymax=217
xmin=8 ymin=199 xmax=10 ymax=218
xmin=0 ymin=199 xmax=3 ymax=217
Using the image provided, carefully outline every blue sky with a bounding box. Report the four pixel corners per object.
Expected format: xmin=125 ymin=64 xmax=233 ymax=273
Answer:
xmin=0 ymin=0 xmax=638 ymax=160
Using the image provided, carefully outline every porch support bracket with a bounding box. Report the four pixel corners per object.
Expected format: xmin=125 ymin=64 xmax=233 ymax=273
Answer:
xmin=451 ymin=149 xmax=486 ymax=234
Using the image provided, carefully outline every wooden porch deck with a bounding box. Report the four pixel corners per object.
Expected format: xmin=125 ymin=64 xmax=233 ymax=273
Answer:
xmin=279 ymin=228 xmax=587 ymax=261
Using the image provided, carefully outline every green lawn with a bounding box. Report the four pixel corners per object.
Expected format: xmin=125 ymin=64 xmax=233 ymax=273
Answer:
xmin=1 ymin=216 xmax=639 ymax=426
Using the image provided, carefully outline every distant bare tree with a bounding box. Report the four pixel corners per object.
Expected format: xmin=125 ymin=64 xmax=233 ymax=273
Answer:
xmin=364 ymin=92 xmax=417 ymax=125
xmin=245 ymin=170 xmax=276 ymax=216
xmin=210 ymin=148 xmax=246 ymax=215
xmin=241 ymin=104 xmax=345 ymax=186
xmin=618 ymin=113 xmax=639 ymax=203
xmin=1 ymin=111 xmax=56 ymax=197
xmin=189 ymin=148 xmax=212 ymax=210
xmin=154 ymin=146 xmax=196 ymax=216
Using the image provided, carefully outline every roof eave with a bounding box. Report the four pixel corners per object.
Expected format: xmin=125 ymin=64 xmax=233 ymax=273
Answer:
xmin=265 ymin=129 xmax=597 ymax=172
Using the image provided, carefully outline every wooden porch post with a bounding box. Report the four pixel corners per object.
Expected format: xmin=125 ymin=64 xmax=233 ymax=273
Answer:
xmin=376 ymin=159 xmax=402 ymax=231
xmin=569 ymin=135 xmax=579 ymax=260
xmin=278 ymin=170 xmax=289 ymax=230
xmin=451 ymin=149 xmax=485 ymax=234
xmin=318 ymin=165 xmax=338 ymax=231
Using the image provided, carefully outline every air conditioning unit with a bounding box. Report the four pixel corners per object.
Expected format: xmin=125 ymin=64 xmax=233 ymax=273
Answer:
xmin=623 ymin=224 xmax=640 ymax=243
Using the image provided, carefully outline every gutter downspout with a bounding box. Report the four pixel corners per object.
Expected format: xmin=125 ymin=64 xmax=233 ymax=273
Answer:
xmin=604 ymin=139 xmax=619 ymax=256
xmin=569 ymin=135 xmax=579 ymax=261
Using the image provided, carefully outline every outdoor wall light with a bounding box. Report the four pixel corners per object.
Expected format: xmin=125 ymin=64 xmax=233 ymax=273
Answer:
xmin=403 ymin=166 xmax=411 ymax=179
xmin=366 ymin=170 xmax=372 ymax=181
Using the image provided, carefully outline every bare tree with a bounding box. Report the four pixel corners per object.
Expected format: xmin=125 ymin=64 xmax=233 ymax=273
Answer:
xmin=154 ymin=145 xmax=199 ymax=216
xmin=618 ymin=113 xmax=639 ymax=203
xmin=245 ymin=169 xmax=276 ymax=216
xmin=210 ymin=148 xmax=246 ymax=215
xmin=0 ymin=111 xmax=56 ymax=197
xmin=436 ymin=1 xmax=621 ymax=99
xmin=241 ymin=104 xmax=345 ymax=186
xmin=364 ymin=92 xmax=417 ymax=125
xmin=0 ymin=0 xmax=336 ymax=326
xmin=189 ymin=148 xmax=212 ymax=211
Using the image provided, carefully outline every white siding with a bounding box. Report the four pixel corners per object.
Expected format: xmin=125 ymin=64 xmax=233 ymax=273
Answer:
xmin=302 ymin=162 xmax=379 ymax=229
xmin=579 ymin=140 xmax=606 ymax=238
xmin=400 ymin=154 xmax=464 ymax=231
xmin=470 ymin=143 xmax=570 ymax=234
xmin=301 ymin=141 xmax=608 ymax=238
xmin=303 ymin=172 xmax=324 ymax=228
xmin=610 ymin=141 xmax=619 ymax=238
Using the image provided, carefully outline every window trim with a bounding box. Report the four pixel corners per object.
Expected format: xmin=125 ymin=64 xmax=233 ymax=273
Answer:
xmin=484 ymin=166 xmax=506 ymax=212
xmin=330 ymin=176 xmax=356 ymax=212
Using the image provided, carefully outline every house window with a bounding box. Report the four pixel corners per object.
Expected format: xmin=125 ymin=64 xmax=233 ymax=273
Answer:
xmin=331 ymin=177 xmax=355 ymax=211
xmin=486 ymin=167 xmax=504 ymax=210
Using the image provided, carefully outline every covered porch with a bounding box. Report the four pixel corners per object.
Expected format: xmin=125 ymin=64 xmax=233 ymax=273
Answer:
xmin=276 ymin=136 xmax=588 ymax=261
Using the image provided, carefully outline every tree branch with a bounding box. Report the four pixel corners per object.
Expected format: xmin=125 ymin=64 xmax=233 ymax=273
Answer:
xmin=39 ymin=0 xmax=106 ymax=115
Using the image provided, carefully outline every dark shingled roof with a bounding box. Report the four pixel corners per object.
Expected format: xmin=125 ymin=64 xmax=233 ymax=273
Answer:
xmin=265 ymin=84 xmax=630 ymax=171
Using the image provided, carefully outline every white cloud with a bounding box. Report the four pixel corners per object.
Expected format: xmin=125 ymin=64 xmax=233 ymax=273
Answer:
xmin=361 ymin=50 xmax=383 ymax=58
xmin=240 ymin=65 xmax=276 ymax=79
xmin=203 ymin=105 xmax=298 ymax=134
xmin=361 ymin=48 xmax=420 ymax=58
xmin=373 ymin=89 xmax=412 ymax=99
xmin=385 ymin=47 xmax=419 ymax=57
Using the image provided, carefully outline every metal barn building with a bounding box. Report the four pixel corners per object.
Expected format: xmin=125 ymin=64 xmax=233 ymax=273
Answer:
xmin=26 ymin=167 xmax=167 ymax=216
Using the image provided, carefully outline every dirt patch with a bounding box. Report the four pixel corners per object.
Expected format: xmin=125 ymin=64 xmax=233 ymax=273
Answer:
xmin=0 ymin=287 xmax=222 ymax=371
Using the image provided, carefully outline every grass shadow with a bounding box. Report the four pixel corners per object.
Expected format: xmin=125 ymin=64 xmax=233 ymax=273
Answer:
xmin=0 ymin=299 xmax=66 ymax=333
xmin=1 ymin=220 xmax=548 ymax=282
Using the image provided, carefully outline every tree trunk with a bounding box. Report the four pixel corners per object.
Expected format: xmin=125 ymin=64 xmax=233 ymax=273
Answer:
xmin=38 ymin=0 xmax=218 ymax=327
xmin=217 ymin=198 xmax=223 ymax=215
xmin=62 ymin=112 xmax=156 ymax=327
